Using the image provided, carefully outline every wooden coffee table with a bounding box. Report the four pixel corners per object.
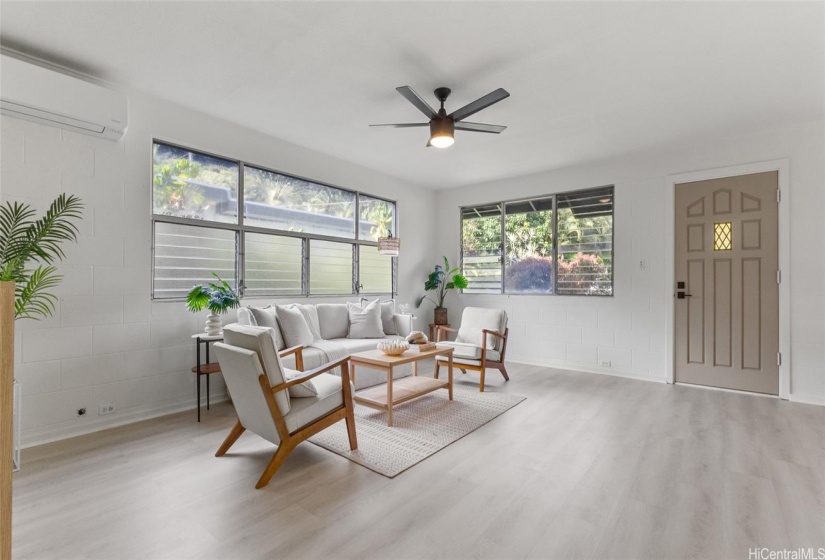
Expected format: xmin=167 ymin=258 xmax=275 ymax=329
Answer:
xmin=349 ymin=346 xmax=454 ymax=427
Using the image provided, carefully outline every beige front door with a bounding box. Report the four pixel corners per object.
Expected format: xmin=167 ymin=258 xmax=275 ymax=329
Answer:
xmin=674 ymin=172 xmax=779 ymax=394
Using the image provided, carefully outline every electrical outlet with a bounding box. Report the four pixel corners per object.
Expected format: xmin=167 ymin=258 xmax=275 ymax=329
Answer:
xmin=638 ymin=259 xmax=646 ymax=271
xmin=600 ymin=360 xmax=612 ymax=368
xmin=98 ymin=402 xmax=116 ymax=416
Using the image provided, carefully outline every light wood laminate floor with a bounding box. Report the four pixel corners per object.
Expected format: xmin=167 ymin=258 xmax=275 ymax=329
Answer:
xmin=13 ymin=364 xmax=825 ymax=560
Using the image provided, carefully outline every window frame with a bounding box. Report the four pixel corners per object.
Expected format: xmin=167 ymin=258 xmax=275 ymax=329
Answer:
xmin=460 ymin=185 xmax=614 ymax=297
xmin=150 ymin=139 xmax=396 ymax=300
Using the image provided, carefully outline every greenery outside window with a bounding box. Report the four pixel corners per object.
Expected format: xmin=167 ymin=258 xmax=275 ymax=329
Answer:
xmin=461 ymin=186 xmax=613 ymax=296
xmin=461 ymin=204 xmax=503 ymax=293
xmin=151 ymin=141 xmax=395 ymax=299
xmin=504 ymin=197 xmax=554 ymax=294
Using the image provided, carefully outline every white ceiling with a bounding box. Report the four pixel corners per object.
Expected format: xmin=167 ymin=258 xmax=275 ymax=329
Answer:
xmin=1 ymin=2 xmax=823 ymax=189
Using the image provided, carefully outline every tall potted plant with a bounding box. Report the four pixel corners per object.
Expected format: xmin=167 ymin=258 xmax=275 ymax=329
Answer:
xmin=415 ymin=256 xmax=468 ymax=325
xmin=186 ymin=273 xmax=241 ymax=335
xmin=0 ymin=194 xmax=83 ymax=559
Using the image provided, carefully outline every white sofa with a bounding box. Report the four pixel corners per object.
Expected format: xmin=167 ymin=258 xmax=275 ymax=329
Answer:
xmin=236 ymin=301 xmax=414 ymax=391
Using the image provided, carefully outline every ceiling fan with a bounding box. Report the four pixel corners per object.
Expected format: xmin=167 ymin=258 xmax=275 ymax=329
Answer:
xmin=370 ymin=86 xmax=510 ymax=148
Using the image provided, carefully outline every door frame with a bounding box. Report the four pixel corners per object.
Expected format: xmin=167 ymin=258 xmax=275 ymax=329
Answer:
xmin=664 ymin=159 xmax=791 ymax=399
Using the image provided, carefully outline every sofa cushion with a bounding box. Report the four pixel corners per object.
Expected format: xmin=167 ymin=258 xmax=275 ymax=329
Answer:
xmin=276 ymin=305 xmax=315 ymax=348
xmin=248 ymin=306 xmax=286 ymax=350
xmin=327 ymin=337 xmax=386 ymax=354
xmin=347 ymin=299 xmax=384 ymax=339
xmin=316 ymin=303 xmax=350 ymax=340
xmin=237 ymin=306 xmax=255 ymax=326
xmin=284 ymin=372 xmax=344 ymax=433
xmin=278 ymin=304 xmax=322 ymax=341
xmin=380 ymin=301 xmax=397 ymax=335
xmin=279 ymin=345 xmax=326 ymax=372
xmin=361 ymin=298 xmax=398 ymax=336
xmin=283 ymin=367 xmax=319 ymax=398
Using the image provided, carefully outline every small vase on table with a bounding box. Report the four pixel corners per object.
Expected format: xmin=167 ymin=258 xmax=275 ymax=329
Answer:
xmin=204 ymin=314 xmax=222 ymax=336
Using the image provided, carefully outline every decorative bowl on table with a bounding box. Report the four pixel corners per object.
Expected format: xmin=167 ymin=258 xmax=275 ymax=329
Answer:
xmin=377 ymin=339 xmax=410 ymax=356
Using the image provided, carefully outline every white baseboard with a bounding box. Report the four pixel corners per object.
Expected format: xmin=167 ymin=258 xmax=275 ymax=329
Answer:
xmin=508 ymin=357 xmax=666 ymax=384
xmin=21 ymin=391 xmax=230 ymax=449
xmin=789 ymin=393 xmax=825 ymax=407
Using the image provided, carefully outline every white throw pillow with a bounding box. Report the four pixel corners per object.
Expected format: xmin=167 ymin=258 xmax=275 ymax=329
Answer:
xmin=279 ymin=304 xmax=322 ymax=341
xmin=316 ymin=303 xmax=350 ymax=339
xmin=360 ymin=298 xmax=398 ymax=336
xmin=283 ymin=367 xmax=319 ymax=398
xmin=248 ymin=306 xmax=286 ymax=350
xmin=348 ymin=299 xmax=385 ymax=339
xmin=380 ymin=301 xmax=397 ymax=335
xmin=275 ymin=305 xmax=315 ymax=348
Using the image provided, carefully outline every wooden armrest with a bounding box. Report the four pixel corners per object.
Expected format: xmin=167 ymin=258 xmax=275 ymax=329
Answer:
xmin=279 ymin=344 xmax=303 ymax=357
xmin=436 ymin=325 xmax=458 ymax=342
xmin=278 ymin=344 xmax=304 ymax=371
xmin=481 ymin=329 xmax=506 ymax=339
xmin=270 ymin=356 xmax=350 ymax=392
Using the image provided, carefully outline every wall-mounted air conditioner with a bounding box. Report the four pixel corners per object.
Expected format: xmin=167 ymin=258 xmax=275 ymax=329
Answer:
xmin=0 ymin=53 xmax=127 ymax=141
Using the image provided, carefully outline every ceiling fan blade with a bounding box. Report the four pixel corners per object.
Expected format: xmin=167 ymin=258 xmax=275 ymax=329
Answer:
xmin=396 ymin=86 xmax=438 ymax=119
xmin=454 ymin=122 xmax=507 ymax=134
xmin=369 ymin=123 xmax=430 ymax=128
xmin=449 ymin=88 xmax=510 ymax=122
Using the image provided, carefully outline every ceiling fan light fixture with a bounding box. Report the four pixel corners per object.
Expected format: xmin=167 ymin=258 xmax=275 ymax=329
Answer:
xmin=429 ymin=118 xmax=455 ymax=148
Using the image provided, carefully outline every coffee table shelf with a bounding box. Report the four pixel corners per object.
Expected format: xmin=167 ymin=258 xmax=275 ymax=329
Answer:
xmin=355 ymin=376 xmax=448 ymax=408
xmin=349 ymin=346 xmax=454 ymax=427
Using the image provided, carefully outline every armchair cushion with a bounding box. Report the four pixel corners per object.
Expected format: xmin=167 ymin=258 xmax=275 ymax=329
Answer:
xmin=435 ymin=348 xmax=501 ymax=363
xmin=276 ymin=305 xmax=315 ymax=348
xmin=213 ymin=343 xmax=282 ymax=445
xmin=222 ymin=324 xmax=290 ymax=414
xmin=283 ymin=372 xmax=346 ymax=433
xmin=283 ymin=367 xmax=319 ymax=398
xmin=435 ymin=340 xmax=498 ymax=360
xmin=456 ymin=307 xmax=508 ymax=351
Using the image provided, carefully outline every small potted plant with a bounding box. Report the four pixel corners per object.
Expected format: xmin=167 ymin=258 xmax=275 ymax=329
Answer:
xmin=186 ymin=273 xmax=241 ymax=336
xmin=415 ymin=256 xmax=468 ymax=325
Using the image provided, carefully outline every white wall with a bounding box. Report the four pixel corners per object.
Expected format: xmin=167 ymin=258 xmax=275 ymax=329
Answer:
xmin=1 ymin=90 xmax=437 ymax=447
xmin=434 ymin=119 xmax=825 ymax=405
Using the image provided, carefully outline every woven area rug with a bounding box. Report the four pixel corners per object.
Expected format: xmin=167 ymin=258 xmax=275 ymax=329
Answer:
xmin=308 ymin=384 xmax=525 ymax=478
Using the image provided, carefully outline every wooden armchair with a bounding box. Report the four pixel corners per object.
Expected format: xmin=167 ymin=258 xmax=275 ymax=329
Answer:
xmin=213 ymin=324 xmax=356 ymax=489
xmin=434 ymin=307 xmax=510 ymax=392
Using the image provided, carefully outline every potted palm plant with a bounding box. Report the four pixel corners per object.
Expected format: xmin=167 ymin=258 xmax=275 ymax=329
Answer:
xmin=0 ymin=194 xmax=83 ymax=559
xmin=415 ymin=256 xmax=468 ymax=325
xmin=186 ymin=273 xmax=241 ymax=335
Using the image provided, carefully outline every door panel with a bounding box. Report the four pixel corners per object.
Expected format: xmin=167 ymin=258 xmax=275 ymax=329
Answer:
xmin=674 ymin=172 xmax=779 ymax=394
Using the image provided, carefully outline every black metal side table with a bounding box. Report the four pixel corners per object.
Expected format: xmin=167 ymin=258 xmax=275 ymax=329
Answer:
xmin=191 ymin=334 xmax=223 ymax=422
